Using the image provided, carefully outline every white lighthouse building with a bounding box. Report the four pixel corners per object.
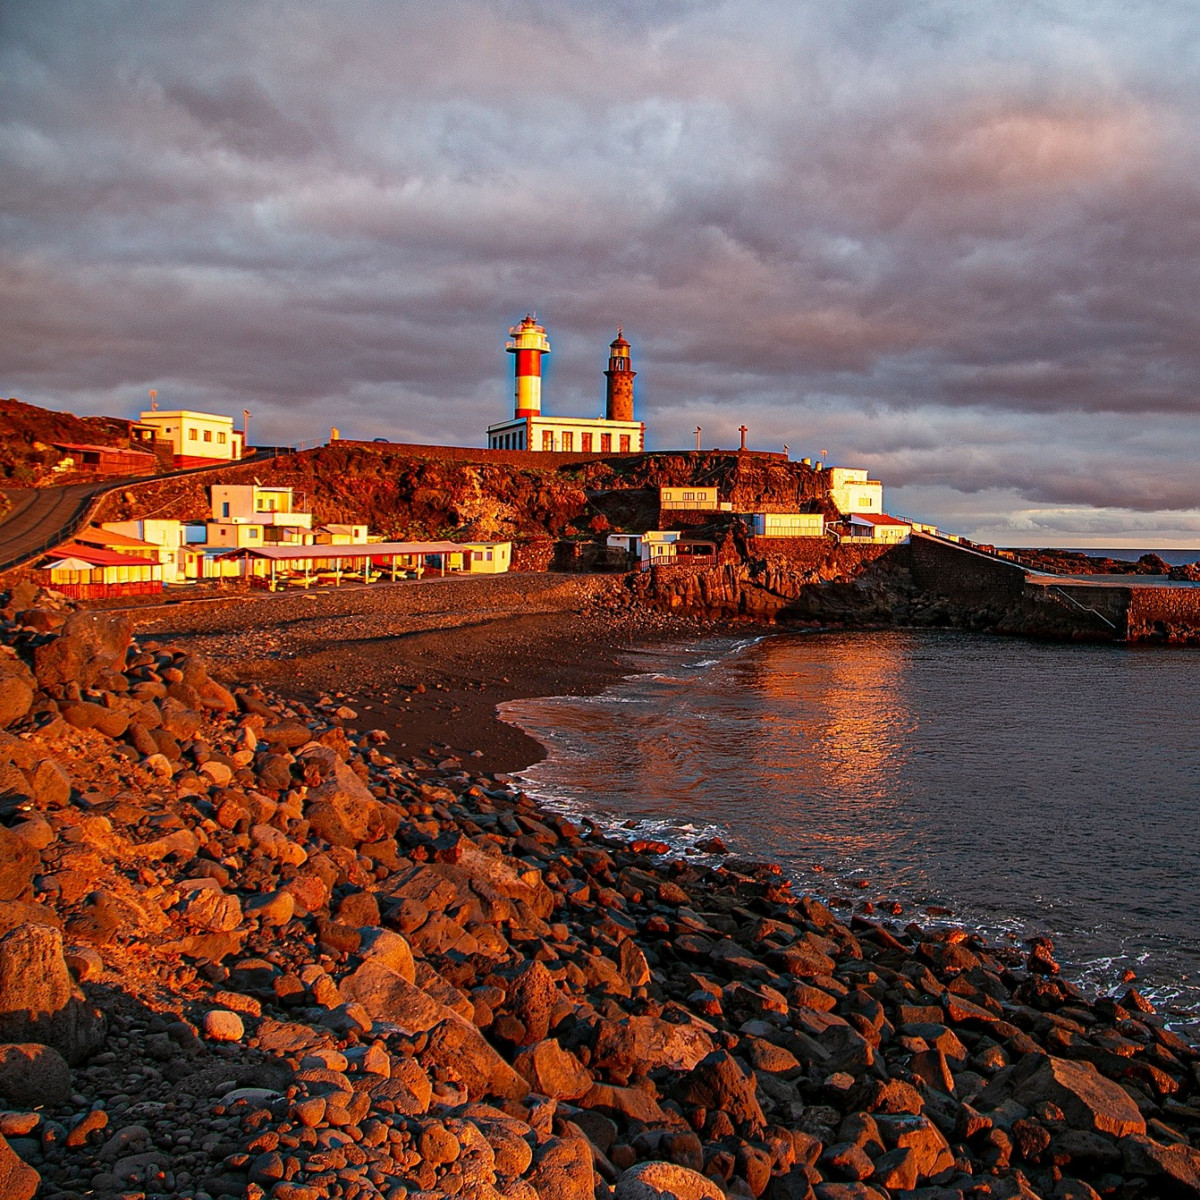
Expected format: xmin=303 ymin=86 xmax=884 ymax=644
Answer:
xmin=486 ymin=316 xmax=645 ymax=453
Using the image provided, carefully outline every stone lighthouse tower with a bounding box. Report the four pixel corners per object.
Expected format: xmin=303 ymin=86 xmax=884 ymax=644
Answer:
xmin=506 ymin=314 xmax=551 ymax=418
xmin=604 ymin=327 xmax=636 ymax=422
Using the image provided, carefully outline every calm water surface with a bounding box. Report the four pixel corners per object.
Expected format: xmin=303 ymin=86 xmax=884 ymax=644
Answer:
xmin=503 ymin=630 xmax=1200 ymax=1013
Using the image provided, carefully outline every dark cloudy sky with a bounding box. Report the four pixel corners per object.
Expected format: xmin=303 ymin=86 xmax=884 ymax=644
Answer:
xmin=4 ymin=1 xmax=1200 ymax=545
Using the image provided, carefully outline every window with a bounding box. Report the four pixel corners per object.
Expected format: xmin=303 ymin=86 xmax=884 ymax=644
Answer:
xmin=203 ymin=430 xmax=213 ymax=443
xmin=562 ymin=431 xmax=574 ymax=451
xmin=600 ymin=433 xmax=612 ymax=452
xmin=619 ymin=435 xmax=631 ymax=452
xmin=248 ymin=528 xmax=259 ymax=539
xmin=486 ymin=551 xmax=493 ymax=561
xmin=221 ymin=502 xmax=230 ymax=518
xmin=188 ymin=428 xmax=198 ymax=441
xmin=217 ymin=432 xmax=226 ymax=444
xmin=581 ymin=432 xmax=592 ymax=452
xmin=542 ymin=430 xmax=554 ymax=451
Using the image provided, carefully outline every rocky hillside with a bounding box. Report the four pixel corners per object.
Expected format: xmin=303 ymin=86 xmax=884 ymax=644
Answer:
xmin=93 ymin=446 xmax=832 ymax=544
xmin=0 ymin=399 xmax=138 ymax=486
xmin=5 ymin=587 xmax=1200 ymax=1199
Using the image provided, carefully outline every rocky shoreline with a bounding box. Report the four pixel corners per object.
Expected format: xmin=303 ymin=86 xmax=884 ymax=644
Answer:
xmin=3 ymin=585 xmax=1200 ymax=1200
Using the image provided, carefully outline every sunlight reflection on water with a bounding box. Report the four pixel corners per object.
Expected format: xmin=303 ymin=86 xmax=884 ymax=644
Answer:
xmin=504 ymin=629 xmax=1200 ymax=1009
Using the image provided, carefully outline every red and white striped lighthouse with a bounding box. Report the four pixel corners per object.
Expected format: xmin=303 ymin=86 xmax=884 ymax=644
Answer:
xmin=506 ymin=314 xmax=551 ymax=418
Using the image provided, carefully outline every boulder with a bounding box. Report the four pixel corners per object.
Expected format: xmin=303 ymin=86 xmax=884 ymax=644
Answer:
xmin=176 ymin=881 xmax=243 ymax=933
xmin=0 ymin=925 xmax=106 ymax=1063
xmin=1005 ymin=1055 xmax=1146 ymax=1139
xmin=0 ymin=828 xmax=38 ymax=903
xmin=615 ymin=1160 xmax=725 ymax=1200
xmin=0 ymin=659 xmax=34 ymax=728
xmin=513 ymin=1039 xmax=593 ymax=1100
xmin=0 ymin=1042 xmax=72 ymax=1105
xmin=33 ymin=610 xmax=132 ymax=690
xmin=505 ymin=960 xmax=558 ymax=1045
xmin=1121 ymin=1133 xmax=1200 ymax=1194
xmin=0 ymin=1132 xmax=39 ymax=1200
xmin=203 ymin=1010 xmax=245 ymax=1042
xmin=29 ymin=759 xmax=70 ymax=809
xmin=421 ymin=1017 xmax=530 ymax=1102
xmin=592 ymin=1014 xmax=716 ymax=1082
xmin=356 ymin=927 xmax=416 ymax=983
xmin=526 ymin=1133 xmax=594 ymax=1200
xmin=674 ymin=1049 xmax=766 ymax=1132
xmin=303 ymin=754 xmax=399 ymax=848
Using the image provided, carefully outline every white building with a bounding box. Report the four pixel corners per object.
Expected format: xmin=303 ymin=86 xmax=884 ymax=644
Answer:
xmin=206 ymin=484 xmax=313 ymax=549
xmin=745 ymin=512 xmax=826 ymax=538
xmin=639 ymin=530 xmax=681 ymax=567
xmin=462 ymin=542 xmax=512 ymax=574
xmin=840 ymin=513 xmax=911 ymax=544
xmin=101 ymin=518 xmax=196 ymax=582
xmin=660 ymin=486 xmax=730 ymax=511
xmin=828 ymin=467 xmax=884 ymax=516
xmin=486 ymin=415 xmax=644 ymax=454
xmin=134 ymin=410 xmax=245 ymax=466
xmin=315 ymin=523 xmax=370 ymax=545
xmin=486 ymin=319 xmax=645 ymax=453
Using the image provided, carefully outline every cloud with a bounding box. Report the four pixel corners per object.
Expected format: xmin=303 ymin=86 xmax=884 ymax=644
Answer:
xmin=3 ymin=0 xmax=1200 ymax=540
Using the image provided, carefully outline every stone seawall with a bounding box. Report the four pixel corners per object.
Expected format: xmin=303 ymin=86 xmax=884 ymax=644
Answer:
xmin=1125 ymin=585 xmax=1200 ymax=640
xmin=907 ymin=534 xmax=1027 ymax=603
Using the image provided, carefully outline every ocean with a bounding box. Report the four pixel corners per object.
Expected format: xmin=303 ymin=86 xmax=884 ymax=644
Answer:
xmin=503 ymin=629 xmax=1200 ymax=1022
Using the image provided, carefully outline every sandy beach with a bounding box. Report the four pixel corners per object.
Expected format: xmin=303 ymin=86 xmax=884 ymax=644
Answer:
xmin=128 ymin=573 xmax=736 ymax=776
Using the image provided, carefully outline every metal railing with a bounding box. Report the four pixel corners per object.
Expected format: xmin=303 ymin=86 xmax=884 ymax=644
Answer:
xmin=1045 ymin=585 xmax=1119 ymax=631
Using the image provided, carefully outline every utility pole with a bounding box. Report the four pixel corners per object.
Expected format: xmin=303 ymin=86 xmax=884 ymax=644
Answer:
xmin=149 ymin=389 xmax=157 ymax=411
xmin=243 ymin=409 xmax=251 ymax=456
xmin=695 ymin=426 xmax=702 ymax=451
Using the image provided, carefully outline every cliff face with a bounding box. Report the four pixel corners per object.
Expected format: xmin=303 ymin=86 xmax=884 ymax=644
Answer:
xmin=93 ymin=446 xmax=832 ymax=544
xmin=0 ymin=399 xmax=137 ymax=486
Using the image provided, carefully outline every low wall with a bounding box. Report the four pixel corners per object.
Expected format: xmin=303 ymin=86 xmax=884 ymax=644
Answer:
xmin=908 ymin=533 xmax=1027 ymax=603
xmin=334 ymin=441 xmax=627 ymax=470
xmin=745 ymin=538 xmax=892 ymax=573
xmin=1125 ymin=586 xmax=1200 ymax=640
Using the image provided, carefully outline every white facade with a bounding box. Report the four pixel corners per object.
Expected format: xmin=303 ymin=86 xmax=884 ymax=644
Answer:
xmin=660 ymin=486 xmax=722 ymax=511
xmin=315 ymin=523 xmax=369 ymax=544
xmin=486 ymin=415 xmax=644 ymax=454
xmin=640 ymin=530 xmax=680 ymax=567
xmin=828 ymin=467 xmax=884 ymax=516
xmin=462 ymin=542 xmax=512 ymax=574
xmin=842 ymin=514 xmax=912 ymax=544
xmin=204 ymin=484 xmax=314 ymax=554
xmin=746 ymin=512 xmax=826 ymax=538
xmin=102 ymin=519 xmax=191 ymax=582
xmin=136 ymin=410 xmax=244 ymax=462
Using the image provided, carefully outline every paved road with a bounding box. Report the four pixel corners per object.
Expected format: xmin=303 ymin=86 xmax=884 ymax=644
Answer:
xmin=1026 ymin=572 xmax=1200 ymax=588
xmin=0 ymin=450 xmax=286 ymax=575
xmin=0 ymin=482 xmax=112 ymax=572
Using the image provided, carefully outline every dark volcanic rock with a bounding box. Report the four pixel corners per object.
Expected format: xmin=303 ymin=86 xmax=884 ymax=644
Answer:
xmin=33 ymin=610 xmax=132 ymax=690
xmin=0 ymin=925 xmax=106 ymax=1063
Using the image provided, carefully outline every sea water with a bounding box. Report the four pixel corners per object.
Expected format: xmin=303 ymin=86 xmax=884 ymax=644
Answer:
xmin=502 ymin=630 xmax=1200 ymax=1016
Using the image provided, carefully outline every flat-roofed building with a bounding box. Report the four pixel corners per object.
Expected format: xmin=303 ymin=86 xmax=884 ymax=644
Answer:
xmin=828 ymin=467 xmax=884 ymax=516
xmin=205 ymin=483 xmax=314 ymax=553
xmin=462 ymin=541 xmax=512 ymax=574
xmin=745 ymin=512 xmax=826 ymax=538
xmin=135 ymin=409 xmax=245 ymax=466
xmin=840 ymin=513 xmax=911 ymax=544
xmin=659 ymin=486 xmax=722 ymax=511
